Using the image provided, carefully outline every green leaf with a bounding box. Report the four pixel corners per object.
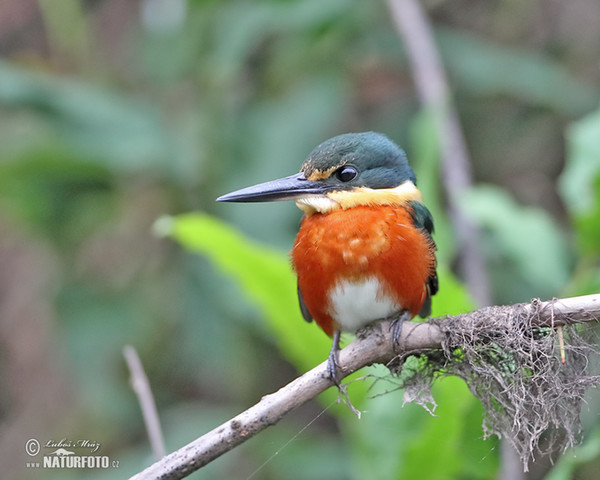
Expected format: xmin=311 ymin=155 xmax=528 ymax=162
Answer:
xmin=162 ymin=213 xmax=331 ymax=373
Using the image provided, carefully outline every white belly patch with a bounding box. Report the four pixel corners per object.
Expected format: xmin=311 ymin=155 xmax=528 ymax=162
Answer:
xmin=328 ymin=276 xmax=401 ymax=332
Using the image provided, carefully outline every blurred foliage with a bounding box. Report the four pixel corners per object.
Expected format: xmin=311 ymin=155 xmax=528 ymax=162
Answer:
xmin=460 ymin=185 xmax=570 ymax=304
xmin=560 ymin=107 xmax=600 ymax=289
xmin=1 ymin=1 xmax=599 ymax=480
xmin=544 ymin=428 xmax=600 ymax=480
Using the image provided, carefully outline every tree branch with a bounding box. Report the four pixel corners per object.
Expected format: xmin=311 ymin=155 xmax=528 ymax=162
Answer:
xmin=124 ymin=345 xmax=167 ymax=461
xmin=129 ymin=294 xmax=600 ymax=480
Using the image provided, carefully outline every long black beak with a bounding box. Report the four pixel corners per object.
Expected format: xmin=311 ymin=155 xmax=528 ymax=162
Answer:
xmin=217 ymin=172 xmax=331 ymax=203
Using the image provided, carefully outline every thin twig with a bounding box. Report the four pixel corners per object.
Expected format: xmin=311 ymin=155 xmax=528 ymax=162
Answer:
xmin=130 ymin=294 xmax=600 ymax=480
xmin=386 ymin=0 xmax=491 ymax=306
xmin=124 ymin=345 xmax=167 ymax=460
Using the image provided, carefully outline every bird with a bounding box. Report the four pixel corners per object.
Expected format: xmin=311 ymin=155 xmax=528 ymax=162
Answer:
xmin=217 ymin=132 xmax=438 ymax=383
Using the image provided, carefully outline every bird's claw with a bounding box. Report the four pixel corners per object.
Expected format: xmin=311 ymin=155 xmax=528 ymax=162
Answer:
xmin=390 ymin=310 xmax=412 ymax=349
xmin=327 ymin=330 xmax=343 ymax=387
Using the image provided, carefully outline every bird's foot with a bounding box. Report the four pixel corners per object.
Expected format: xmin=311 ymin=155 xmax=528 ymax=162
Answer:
xmin=390 ymin=310 xmax=412 ymax=350
xmin=326 ymin=330 xmax=362 ymax=416
xmin=327 ymin=330 xmax=343 ymax=387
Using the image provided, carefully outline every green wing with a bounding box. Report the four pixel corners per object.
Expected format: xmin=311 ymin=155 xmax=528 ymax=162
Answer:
xmin=297 ymin=284 xmax=313 ymax=323
xmin=409 ymin=201 xmax=439 ymax=317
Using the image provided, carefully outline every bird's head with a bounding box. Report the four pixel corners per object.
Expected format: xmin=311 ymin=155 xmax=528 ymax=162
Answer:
xmin=217 ymin=132 xmax=422 ymax=214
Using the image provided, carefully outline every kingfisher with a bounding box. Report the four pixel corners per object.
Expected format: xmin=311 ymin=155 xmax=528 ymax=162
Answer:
xmin=217 ymin=132 xmax=438 ymax=383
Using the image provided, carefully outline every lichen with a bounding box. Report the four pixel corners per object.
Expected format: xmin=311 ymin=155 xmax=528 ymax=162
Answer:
xmin=391 ymin=301 xmax=600 ymax=470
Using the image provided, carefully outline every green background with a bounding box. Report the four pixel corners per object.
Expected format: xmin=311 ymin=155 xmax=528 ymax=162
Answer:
xmin=1 ymin=1 xmax=599 ymax=479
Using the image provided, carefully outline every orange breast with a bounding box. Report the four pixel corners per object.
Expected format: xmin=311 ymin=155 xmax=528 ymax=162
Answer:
xmin=291 ymin=205 xmax=436 ymax=336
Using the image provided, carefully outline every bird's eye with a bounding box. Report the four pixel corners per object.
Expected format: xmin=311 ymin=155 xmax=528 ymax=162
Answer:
xmin=335 ymin=166 xmax=358 ymax=182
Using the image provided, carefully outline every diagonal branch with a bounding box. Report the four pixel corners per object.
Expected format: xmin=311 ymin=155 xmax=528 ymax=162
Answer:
xmin=130 ymin=294 xmax=600 ymax=480
xmin=124 ymin=345 xmax=167 ymax=461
